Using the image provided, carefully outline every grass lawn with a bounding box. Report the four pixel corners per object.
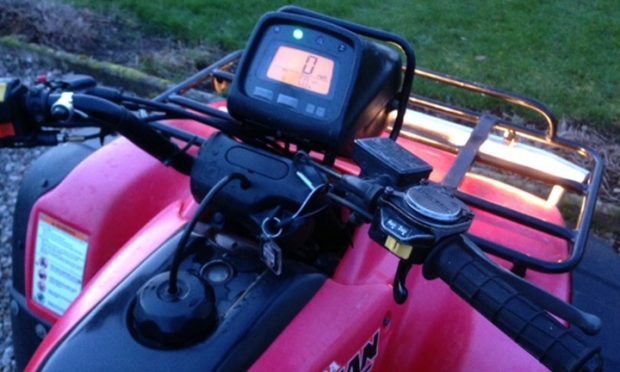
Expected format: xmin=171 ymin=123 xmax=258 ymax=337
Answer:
xmin=69 ymin=0 xmax=619 ymax=131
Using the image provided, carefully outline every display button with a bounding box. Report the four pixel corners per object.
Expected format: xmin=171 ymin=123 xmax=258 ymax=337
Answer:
xmin=338 ymin=44 xmax=347 ymax=52
xmin=277 ymin=94 xmax=299 ymax=109
xmin=305 ymin=103 xmax=316 ymax=114
xmin=253 ymin=86 xmax=273 ymax=100
xmin=315 ymin=106 xmax=326 ymax=117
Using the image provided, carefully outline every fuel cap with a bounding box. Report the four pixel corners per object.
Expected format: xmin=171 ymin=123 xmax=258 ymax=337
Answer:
xmin=404 ymin=185 xmax=466 ymax=223
xmin=132 ymin=270 xmax=217 ymax=348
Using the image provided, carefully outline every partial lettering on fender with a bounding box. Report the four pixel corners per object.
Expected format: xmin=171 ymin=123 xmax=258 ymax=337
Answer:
xmin=326 ymin=329 xmax=381 ymax=372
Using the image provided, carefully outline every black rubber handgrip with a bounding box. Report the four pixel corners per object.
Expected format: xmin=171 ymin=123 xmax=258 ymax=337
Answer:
xmin=423 ymin=236 xmax=602 ymax=372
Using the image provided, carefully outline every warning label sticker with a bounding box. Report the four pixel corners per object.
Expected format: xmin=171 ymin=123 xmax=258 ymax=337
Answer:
xmin=0 ymin=82 xmax=6 ymax=103
xmin=32 ymin=214 xmax=89 ymax=316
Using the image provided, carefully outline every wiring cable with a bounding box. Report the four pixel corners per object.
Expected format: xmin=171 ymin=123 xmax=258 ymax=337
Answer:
xmin=167 ymin=173 xmax=249 ymax=294
xmin=275 ymin=184 xmax=328 ymax=229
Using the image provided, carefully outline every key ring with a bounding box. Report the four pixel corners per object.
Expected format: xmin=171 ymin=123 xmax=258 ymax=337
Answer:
xmin=261 ymin=217 xmax=283 ymax=239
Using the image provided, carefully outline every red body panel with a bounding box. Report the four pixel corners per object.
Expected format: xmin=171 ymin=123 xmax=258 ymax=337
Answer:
xmin=27 ymin=201 xmax=191 ymax=370
xmin=26 ymin=124 xmax=569 ymax=371
xmin=24 ymin=137 xmax=191 ymax=323
xmin=24 ymin=119 xmax=218 ymax=324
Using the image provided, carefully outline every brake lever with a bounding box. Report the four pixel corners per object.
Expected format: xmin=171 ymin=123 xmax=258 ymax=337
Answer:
xmin=462 ymin=238 xmax=601 ymax=335
xmin=424 ymin=235 xmax=603 ymax=371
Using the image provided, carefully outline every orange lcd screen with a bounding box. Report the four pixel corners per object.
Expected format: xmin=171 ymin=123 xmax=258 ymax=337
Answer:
xmin=266 ymin=46 xmax=334 ymax=95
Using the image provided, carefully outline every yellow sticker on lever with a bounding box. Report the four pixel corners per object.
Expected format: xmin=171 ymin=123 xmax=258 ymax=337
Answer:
xmin=384 ymin=235 xmax=413 ymax=260
xmin=0 ymin=83 xmax=7 ymax=103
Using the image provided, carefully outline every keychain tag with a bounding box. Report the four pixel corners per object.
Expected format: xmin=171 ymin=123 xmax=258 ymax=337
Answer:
xmin=260 ymin=217 xmax=283 ymax=275
xmin=261 ymin=237 xmax=283 ymax=275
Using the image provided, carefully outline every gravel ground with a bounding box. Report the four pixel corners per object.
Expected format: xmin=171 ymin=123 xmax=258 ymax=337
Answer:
xmin=0 ymin=46 xmax=60 ymax=371
xmin=0 ymin=148 xmax=44 ymax=371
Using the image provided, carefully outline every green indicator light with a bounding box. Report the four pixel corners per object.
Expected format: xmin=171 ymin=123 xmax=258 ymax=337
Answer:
xmin=293 ymin=28 xmax=304 ymax=40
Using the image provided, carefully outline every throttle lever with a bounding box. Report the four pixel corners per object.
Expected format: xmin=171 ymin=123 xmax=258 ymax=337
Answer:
xmin=370 ymin=183 xmax=474 ymax=303
xmin=393 ymin=260 xmax=413 ymax=304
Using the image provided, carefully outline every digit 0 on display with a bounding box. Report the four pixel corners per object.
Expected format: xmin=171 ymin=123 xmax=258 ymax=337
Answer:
xmin=266 ymin=46 xmax=334 ymax=95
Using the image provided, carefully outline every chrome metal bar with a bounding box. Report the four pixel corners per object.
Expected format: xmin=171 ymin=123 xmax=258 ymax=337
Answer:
xmin=154 ymin=51 xmax=242 ymax=102
xmin=414 ymin=67 xmax=558 ymax=140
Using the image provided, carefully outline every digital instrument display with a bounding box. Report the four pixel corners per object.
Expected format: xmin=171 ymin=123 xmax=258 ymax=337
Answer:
xmin=266 ymin=46 xmax=334 ymax=95
xmin=228 ymin=12 xmax=402 ymax=155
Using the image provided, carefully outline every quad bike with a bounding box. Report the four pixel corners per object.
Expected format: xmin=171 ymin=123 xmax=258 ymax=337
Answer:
xmin=0 ymin=6 xmax=614 ymax=371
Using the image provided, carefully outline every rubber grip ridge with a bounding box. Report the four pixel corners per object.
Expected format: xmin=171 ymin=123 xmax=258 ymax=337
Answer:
xmin=423 ymin=236 xmax=602 ymax=372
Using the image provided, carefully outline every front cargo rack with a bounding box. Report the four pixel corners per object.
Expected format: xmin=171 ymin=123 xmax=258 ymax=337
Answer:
xmin=153 ymin=51 xmax=603 ymax=275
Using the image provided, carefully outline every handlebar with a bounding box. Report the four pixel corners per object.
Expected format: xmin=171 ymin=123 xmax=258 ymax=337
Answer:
xmin=299 ymin=144 xmax=603 ymax=370
xmin=50 ymin=93 xmax=194 ymax=174
xmin=423 ymin=235 xmax=602 ymax=372
xmin=0 ymin=76 xmax=603 ymax=370
xmin=0 ymin=77 xmax=194 ymax=174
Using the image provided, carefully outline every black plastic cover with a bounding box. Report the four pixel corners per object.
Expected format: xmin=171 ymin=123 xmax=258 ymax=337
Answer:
xmin=52 ymin=74 xmax=97 ymax=91
xmin=228 ymin=12 xmax=402 ymax=155
xmin=191 ymin=133 xmax=324 ymax=224
xmin=10 ymin=288 xmax=50 ymax=372
xmin=40 ymin=232 xmax=326 ymax=371
xmin=353 ymin=137 xmax=432 ymax=188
